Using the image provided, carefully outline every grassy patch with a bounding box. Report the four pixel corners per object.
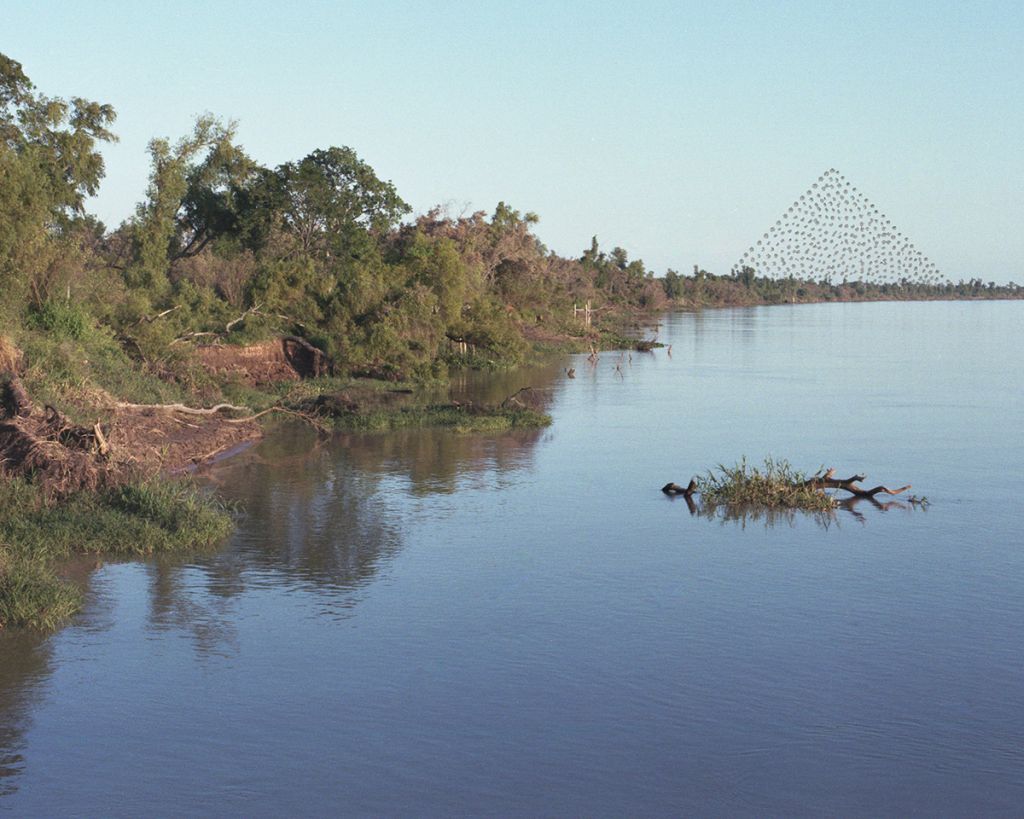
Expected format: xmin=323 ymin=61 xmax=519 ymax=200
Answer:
xmin=16 ymin=322 xmax=193 ymax=421
xmin=696 ymin=457 xmax=836 ymax=512
xmin=0 ymin=477 xmax=233 ymax=630
xmin=0 ymin=556 xmax=81 ymax=631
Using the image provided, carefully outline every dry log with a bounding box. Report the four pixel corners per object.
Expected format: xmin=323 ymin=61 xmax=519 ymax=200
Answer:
xmin=225 ymin=304 xmax=262 ymax=334
xmin=170 ymin=331 xmax=219 ymax=345
xmin=93 ymin=423 xmax=110 ymax=457
xmin=225 ymin=406 xmax=329 ymax=433
xmin=804 ymin=468 xmax=911 ymax=498
xmin=113 ymin=401 xmax=251 ymax=416
xmin=127 ymin=304 xmax=180 ymax=328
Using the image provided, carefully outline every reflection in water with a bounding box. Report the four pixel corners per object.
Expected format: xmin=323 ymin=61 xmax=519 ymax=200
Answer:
xmin=7 ymin=303 xmax=1013 ymax=815
xmin=142 ymin=362 xmax=562 ymax=642
xmin=669 ymin=492 xmax=915 ymax=529
xmin=0 ymin=364 xmax=562 ymax=801
xmin=145 ymin=561 xmax=241 ymax=658
xmin=0 ymin=632 xmax=51 ymax=798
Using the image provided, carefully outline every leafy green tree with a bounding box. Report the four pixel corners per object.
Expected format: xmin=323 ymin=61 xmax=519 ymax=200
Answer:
xmin=0 ymin=53 xmax=115 ymax=305
xmin=662 ymin=269 xmax=682 ymax=299
xmin=126 ymin=115 xmax=247 ymax=293
xmin=269 ymin=146 xmax=410 ymax=258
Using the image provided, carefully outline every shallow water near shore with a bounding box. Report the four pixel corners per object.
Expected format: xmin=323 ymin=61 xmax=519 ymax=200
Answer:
xmin=2 ymin=300 xmax=1023 ymax=816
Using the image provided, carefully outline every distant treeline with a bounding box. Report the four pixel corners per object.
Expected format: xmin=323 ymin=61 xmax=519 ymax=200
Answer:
xmin=663 ymin=265 xmax=1022 ymax=309
xmin=1 ymin=52 xmax=1018 ymax=383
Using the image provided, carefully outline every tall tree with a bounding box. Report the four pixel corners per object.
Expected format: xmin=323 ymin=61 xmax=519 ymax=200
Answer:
xmin=0 ymin=53 xmax=116 ymax=304
xmin=127 ymin=115 xmax=250 ymax=292
xmin=269 ymin=146 xmax=410 ymax=258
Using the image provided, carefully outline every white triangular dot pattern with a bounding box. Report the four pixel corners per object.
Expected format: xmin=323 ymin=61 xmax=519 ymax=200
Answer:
xmin=731 ymin=169 xmax=942 ymax=284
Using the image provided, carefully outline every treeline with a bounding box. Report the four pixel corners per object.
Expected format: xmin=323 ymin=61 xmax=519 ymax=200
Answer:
xmin=2 ymin=52 xmax=1018 ymax=390
xmin=1 ymin=54 xmax=666 ymax=385
xmin=663 ymin=266 xmax=1022 ymax=308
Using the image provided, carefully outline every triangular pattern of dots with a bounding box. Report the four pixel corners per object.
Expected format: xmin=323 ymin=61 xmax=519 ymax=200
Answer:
xmin=731 ymin=168 xmax=942 ymax=284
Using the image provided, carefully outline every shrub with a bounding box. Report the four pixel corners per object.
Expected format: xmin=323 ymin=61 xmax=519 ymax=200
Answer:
xmin=27 ymin=300 xmax=91 ymax=341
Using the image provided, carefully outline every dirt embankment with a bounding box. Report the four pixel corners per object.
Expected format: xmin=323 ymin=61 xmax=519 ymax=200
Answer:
xmin=0 ymin=333 xmax=341 ymax=496
xmin=194 ymin=337 xmax=327 ymax=386
xmin=0 ymin=376 xmax=262 ymax=497
xmin=0 ymin=337 xmax=272 ymax=497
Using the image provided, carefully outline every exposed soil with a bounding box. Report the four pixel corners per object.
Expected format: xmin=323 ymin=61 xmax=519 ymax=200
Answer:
xmin=1 ymin=360 xmax=262 ymax=497
xmin=195 ymin=337 xmax=326 ymax=386
xmin=104 ymin=406 xmax=261 ymax=475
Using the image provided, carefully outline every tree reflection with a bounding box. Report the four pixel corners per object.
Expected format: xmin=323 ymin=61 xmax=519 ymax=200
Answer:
xmin=0 ymin=630 xmax=52 ymax=798
xmin=0 ymin=367 xmax=560 ymax=769
xmin=142 ymin=377 xmax=554 ymax=650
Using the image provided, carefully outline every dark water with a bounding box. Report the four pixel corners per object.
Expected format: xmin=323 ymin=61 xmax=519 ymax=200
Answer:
xmin=2 ymin=301 xmax=1022 ymax=816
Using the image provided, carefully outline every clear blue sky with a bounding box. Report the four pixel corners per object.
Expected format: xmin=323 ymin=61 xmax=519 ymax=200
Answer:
xmin=7 ymin=0 xmax=1022 ymax=282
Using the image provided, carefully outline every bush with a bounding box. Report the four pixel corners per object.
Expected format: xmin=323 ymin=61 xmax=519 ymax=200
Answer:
xmin=27 ymin=300 xmax=91 ymax=341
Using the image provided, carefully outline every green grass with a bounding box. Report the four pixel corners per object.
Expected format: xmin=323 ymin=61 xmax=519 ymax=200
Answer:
xmin=15 ymin=322 xmax=194 ymax=422
xmin=0 ymin=477 xmax=234 ymax=630
xmin=696 ymin=457 xmax=837 ymax=512
xmin=0 ymin=555 xmax=82 ymax=631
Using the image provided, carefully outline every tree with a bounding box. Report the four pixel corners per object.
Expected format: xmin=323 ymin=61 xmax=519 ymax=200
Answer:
xmin=662 ymin=269 xmax=682 ymax=300
xmin=126 ymin=115 xmax=248 ymax=292
xmin=270 ymin=146 xmax=410 ymax=258
xmin=0 ymin=53 xmax=116 ymax=304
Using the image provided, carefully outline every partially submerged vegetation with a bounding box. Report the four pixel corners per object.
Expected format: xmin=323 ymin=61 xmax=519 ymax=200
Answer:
xmin=299 ymin=397 xmax=550 ymax=434
xmin=663 ymin=458 xmax=914 ymax=517
xmin=697 ymin=458 xmax=838 ymax=512
xmin=0 ymin=479 xmax=232 ymax=629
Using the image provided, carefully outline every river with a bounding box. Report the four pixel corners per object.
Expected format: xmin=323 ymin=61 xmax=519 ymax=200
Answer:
xmin=1 ymin=300 xmax=1022 ymax=816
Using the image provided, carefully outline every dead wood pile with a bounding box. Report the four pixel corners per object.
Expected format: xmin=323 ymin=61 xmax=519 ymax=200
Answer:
xmin=0 ymin=373 xmax=113 ymax=499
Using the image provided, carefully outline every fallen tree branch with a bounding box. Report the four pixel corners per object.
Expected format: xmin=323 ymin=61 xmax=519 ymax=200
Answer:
xmin=225 ymin=303 xmax=262 ymax=334
xmin=170 ymin=331 xmax=219 ymax=345
xmin=804 ymin=468 xmax=911 ymax=498
xmin=224 ymin=406 xmax=330 ymax=433
xmin=662 ymin=479 xmax=697 ymax=497
xmin=113 ymin=401 xmax=252 ymax=417
xmin=127 ymin=304 xmax=180 ymax=329
xmin=664 ymin=463 xmax=912 ymax=513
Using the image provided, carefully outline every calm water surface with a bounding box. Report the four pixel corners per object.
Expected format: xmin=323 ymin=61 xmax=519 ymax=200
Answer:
xmin=2 ymin=301 xmax=1022 ymax=816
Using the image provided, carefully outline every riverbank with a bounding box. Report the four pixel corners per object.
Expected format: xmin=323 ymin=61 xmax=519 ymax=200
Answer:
xmin=1 ymin=290 xmax=1017 ymax=631
xmin=0 ymin=326 xmax=559 ymax=629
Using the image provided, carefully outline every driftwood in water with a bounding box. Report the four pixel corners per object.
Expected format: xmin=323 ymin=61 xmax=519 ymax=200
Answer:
xmin=663 ymin=467 xmax=911 ymax=505
xmin=662 ymin=479 xmax=697 ymax=497
xmin=801 ymin=467 xmax=911 ymax=498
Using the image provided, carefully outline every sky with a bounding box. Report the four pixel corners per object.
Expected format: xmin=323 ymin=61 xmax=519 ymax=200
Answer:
xmin=6 ymin=0 xmax=1022 ymax=282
